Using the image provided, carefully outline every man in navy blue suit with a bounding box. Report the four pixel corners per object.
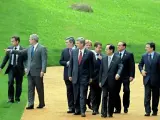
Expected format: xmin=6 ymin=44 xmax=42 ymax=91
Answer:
xmin=90 ymin=42 xmax=103 ymax=115
xmin=138 ymin=42 xmax=160 ymax=116
xmin=59 ymin=37 xmax=76 ymax=113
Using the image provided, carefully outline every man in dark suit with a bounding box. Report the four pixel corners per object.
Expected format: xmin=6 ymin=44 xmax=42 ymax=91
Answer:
xmin=0 ymin=36 xmax=26 ymax=103
xmin=114 ymin=42 xmax=135 ymax=113
xmin=138 ymin=42 xmax=160 ymax=116
xmin=59 ymin=37 xmax=76 ymax=113
xmin=90 ymin=42 xmax=103 ymax=115
xmin=5 ymin=34 xmax=47 ymax=109
xmin=68 ymin=37 xmax=93 ymax=117
xmin=99 ymin=44 xmax=123 ymax=118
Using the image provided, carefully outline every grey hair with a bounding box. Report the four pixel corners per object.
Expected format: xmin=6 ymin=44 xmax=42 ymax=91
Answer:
xmin=30 ymin=34 xmax=39 ymax=42
xmin=76 ymin=37 xmax=85 ymax=46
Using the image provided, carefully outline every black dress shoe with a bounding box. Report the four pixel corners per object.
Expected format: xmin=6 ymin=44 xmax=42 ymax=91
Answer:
xmin=37 ymin=105 xmax=45 ymax=109
xmin=26 ymin=105 xmax=34 ymax=110
xmin=67 ymin=109 xmax=75 ymax=113
xmin=7 ymin=99 xmax=14 ymax=103
xmin=124 ymin=108 xmax=128 ymax=113
xmin=152 ymin=112 xmax=157 ymax=116
xmin=114 ymin=110 xmax=121 ymax=113
xmin=144 ymin=113 xmax=150 ymax=116
xmin=101 ymin=114 xmax=107 ymax=118
xmin=108 ymin=114 xmax=113 ymax=117
xmin=73 ymin=112 xmax=81 ymax=115
xmin=92 ymin=111 xmax=97 ymax=115
xmin=81 ymin=113 xmax=86 ymax=117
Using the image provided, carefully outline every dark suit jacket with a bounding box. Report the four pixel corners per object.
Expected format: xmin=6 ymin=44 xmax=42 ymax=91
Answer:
xmin=138 ymin=52 xmax=160 ymax=87
xmin=59 ymin=48 xmax=71 ymax=80
xmin=68 ymin=48 xmax=93 ymax=84
xmin=99 ymin=54 xmax=123 ymax=87
xmin=92 ymin=52 xmax=104 ymax=83
xmin=115 ymin=50 xmax=135 ymax=79
xmin=0 ymin=46 xmax=26 ymax=75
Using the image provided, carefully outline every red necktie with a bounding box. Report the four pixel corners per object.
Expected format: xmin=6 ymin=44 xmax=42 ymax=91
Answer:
xmin=78 ymin=50 xmax=82 ymax=65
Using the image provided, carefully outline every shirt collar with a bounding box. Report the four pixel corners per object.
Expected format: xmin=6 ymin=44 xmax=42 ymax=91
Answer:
xmin=108 ymin=53 xmax=114 ymax=59
xmin=14 ymin=45 xmax=20 ymax=49
xmin=119 ymin=49 xmax=125 ymax=55
xmin=72 ymin=45 xmax=76 ymax=50
xmin=79 ymin=48 xmax=85 ymax=53
xmin=34 ymin=43 xmax=38 ymax=48
xmin=148 ymin=51 xmax=154 ymax=56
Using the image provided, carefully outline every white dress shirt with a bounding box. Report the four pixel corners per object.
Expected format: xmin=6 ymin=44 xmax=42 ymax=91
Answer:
xmin=11 ymin=45 xmax=20 ymax=65
xmin=78 ymin=48 xmax=85 ymax=58
xmin=119 ymin=49 xmax=125 ymax=58
xmin=33 ymin=43 xmax=38 ymax=51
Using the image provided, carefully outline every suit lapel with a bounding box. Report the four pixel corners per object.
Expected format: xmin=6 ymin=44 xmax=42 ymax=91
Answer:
xmin=75 ymin=49 xmax=79 ymax=66
xmin=121 ymin=50 xmax=127 ymax=60
xmin=108 ymin=55 xmax=116 ymax=72
xmin=151 ymin=52 xmax=156 ymax=65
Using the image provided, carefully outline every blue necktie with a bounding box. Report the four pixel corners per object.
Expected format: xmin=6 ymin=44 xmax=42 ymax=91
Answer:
xmin=31 ymin=46 xmax=34 ymax=57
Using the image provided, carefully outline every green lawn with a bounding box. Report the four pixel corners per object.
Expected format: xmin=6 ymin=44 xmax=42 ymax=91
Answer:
xmin=0 ymin=74 xmax=27 ymax=120
xmin=0 ymin=0 xmax=160 ymax=119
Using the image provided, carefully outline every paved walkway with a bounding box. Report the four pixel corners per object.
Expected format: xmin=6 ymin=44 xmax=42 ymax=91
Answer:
xmin=21 ymin=65 xmax=159 ymax=120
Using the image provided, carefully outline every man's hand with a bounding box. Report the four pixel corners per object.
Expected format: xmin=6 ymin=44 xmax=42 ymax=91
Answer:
xmin=99 ymin=83 xmax=101 ymax=88
xmin=25 ymin=68 xmax=27 ymax=73
xmin=129 ymin=77 xmax=134 ymax=82
xmin=89 ymin=78 xmax=92 ymax=84
xmin=97 ymin=55 xmax=102 ymax=60
xmin=40 ymin=72 xmax=44 ymax=77
xmin=67 ymin=61 xmax=70 ymax=66
xmin=141 ymin=70 xmax=147 ymax=76
xmin=69 ymin=77 xmax=72 ymax=81
xmin=4 ymin=49 xmax=11 ymax=52
xmin=115 ymin=74 xmax=120 ymax=80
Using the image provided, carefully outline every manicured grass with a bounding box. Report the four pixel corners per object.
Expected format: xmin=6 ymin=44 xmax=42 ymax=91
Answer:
xmin=0 ymin=74 xmax=27 ymax=120
xmin=0 ymin=0 xmax=160 ymax=119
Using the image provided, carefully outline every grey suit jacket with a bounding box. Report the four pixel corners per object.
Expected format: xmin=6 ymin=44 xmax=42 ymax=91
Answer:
xmin=99 ymin=54 xmax=123 ymax=87
xmin=11 ymin=44 xmax=47 ymax=76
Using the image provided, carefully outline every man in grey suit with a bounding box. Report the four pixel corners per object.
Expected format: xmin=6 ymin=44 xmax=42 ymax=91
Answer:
xmin=138 ymin=42 xmax=160 ymax=116
xmin=99 ymin=44 xmax=123 ymax=118
xmin=68 ymin=37 xmax=94 ymax=117
xmin=5 ymin=34 xmax=47 ymax=109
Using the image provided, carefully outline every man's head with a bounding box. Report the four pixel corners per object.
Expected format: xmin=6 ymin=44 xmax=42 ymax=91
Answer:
xmin=29 ymin=34 xmax=39 ymax=45
xmin=145 ymin=42 xmax=155 ymax=53
xmin=105 ymin=44 xmax=115 ymax=56
xmin=65 ymin=37 xmax=75 ymax=48
xmin=76 ymin=37 xmax=85 ymax=49
xmin=11 ymin=36 xmax=20 ymax=46
xmin=85 ymin=40 xmax=92 ymax=50
xmin=94 ymin=42 xmax=102 ymax=53
xmin=117 ymin=42 xmax=126 ymax=52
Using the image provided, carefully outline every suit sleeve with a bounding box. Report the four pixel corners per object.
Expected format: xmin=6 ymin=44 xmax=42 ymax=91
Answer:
xmin=138 ymin=55 xmax=144 ymax=73
xmin=0 ymin=52 xmax=9 ymax=69
xmin=117 ymin=58 xmax=123 ymax=76
xmin=41 ymin=47 xmax=47 ymax=73
xmin=11 ymin=48 xmax=28 ymax=56
xmin=129 ymin=53 xmax=135 ymax=78
xmin=89 ymin=52 xmax=94 ymax=79
xmin=59 ymin=50 xmax=67 ymax=66
xmin=68 ymin=50 xmax=73 ymax=77
xmin=99 ymin=59 xmax=103 ymax=83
